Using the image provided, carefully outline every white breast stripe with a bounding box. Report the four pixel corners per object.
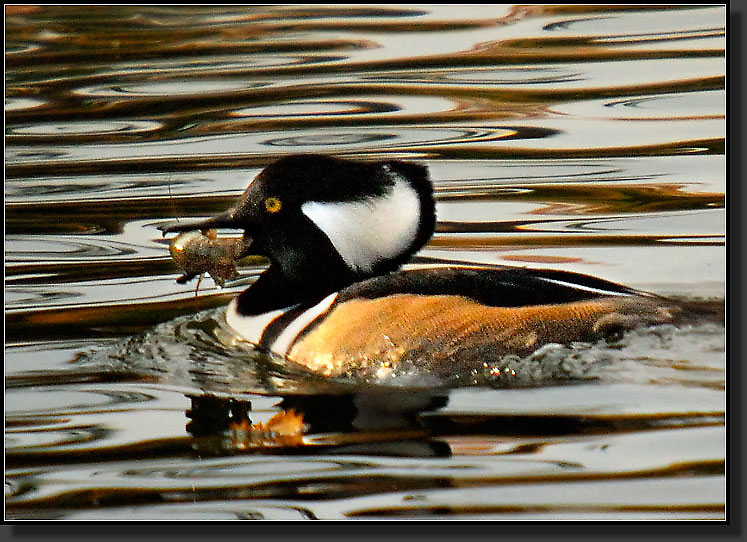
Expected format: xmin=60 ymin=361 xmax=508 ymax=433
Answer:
xmin=270 ymin=293 xmax=338 ymax=357
xmin=226 ymin=298 xmax=291 ymax=345
xmin=301 ymin=173 xmax=420 ymax=273
xmin=537 ymin=277 xmax=635 ymax=297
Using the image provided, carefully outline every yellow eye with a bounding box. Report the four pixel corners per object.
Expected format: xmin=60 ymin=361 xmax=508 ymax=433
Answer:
xmin=264 ymin=197 xmax=282 ymax=213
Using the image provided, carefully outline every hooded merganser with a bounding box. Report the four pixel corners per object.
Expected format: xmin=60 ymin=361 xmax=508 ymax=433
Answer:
xmin=163 ymin=154 xmax=680 ymax=380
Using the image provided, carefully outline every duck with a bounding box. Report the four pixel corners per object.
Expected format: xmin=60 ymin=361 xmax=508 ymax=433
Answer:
xmin=162 ymin=154 xmax=682 ymax=381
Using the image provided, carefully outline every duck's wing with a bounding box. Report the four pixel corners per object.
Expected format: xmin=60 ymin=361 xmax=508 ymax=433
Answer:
xmin=336 ymin=266 xmax=654 ymax=308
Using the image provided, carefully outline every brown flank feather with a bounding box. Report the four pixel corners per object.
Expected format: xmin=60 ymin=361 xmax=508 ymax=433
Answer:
xmin=288 ymin=294 xmax=680 ymax=378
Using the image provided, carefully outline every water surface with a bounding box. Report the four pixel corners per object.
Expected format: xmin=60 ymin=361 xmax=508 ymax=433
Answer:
xmin=5 ymin=5 xmax=726 ymax=521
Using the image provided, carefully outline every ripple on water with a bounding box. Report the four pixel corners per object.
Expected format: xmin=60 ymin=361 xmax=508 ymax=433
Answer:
xmin=4 ymin=96 xmax=47 ymax=111
xmin=378 ymin=66 xmax=585 ymax=86
xmin=551 ymin=89 xmax=725 ymax=121
xmin=8 ymin=120 xmax=163 ymax=138
xmin=74 ymin=80 xmax=271 ymax=98
xmin=5 ymin=236 xmax=141 ymax=261
xmin=263 ymin=126 xmax=520 ymax=151
xmin=231 ymin=95 xmax=458 ymax=119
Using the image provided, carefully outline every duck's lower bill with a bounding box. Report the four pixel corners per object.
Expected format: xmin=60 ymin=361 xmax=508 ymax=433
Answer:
xmin=226 ymin=294 xmax=682 ymax=379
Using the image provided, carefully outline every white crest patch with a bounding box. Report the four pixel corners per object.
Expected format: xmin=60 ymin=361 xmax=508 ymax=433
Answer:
xmin=301 ymin=172 xmax=421 ymax=272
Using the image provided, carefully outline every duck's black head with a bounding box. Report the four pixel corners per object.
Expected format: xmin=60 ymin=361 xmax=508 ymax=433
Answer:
xmin=164 ymin=154 xmax=435 ymax=311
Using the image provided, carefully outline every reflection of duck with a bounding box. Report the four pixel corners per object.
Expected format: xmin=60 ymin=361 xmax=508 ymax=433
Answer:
xmin=186 ymin=392 xmax=452 ymax=458
xmin=164 ymin=154 xmax=683 ymax=380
